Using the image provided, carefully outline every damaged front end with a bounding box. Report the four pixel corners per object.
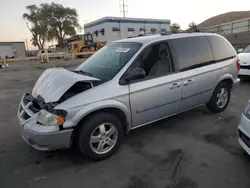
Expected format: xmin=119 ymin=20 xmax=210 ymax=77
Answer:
xmin=18 ymin=92 xmax=74 ymax=151
xmin=18 ymin=68 xmax=101 ymax=124
xmin=17 ymin=67 xmax=105 ymax=151
xmin=18 ymin=93 xmax=65 ymax=123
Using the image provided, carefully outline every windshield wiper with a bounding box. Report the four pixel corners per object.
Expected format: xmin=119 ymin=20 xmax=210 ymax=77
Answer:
xmin=72 ymin=70 xmax=93 ymax=76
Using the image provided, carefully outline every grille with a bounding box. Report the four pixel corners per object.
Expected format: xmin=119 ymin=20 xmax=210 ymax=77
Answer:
xmin=18 ymin=94 xmax=41 ymax=122
xmin=23 ymin=112 xmax=30 ymax=120
xmin=239 ymin=130 xmax=250 ymax=148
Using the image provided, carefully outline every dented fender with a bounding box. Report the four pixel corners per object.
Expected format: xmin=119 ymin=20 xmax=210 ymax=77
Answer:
xmin=63 ymin=100 xmax=132 ymax=133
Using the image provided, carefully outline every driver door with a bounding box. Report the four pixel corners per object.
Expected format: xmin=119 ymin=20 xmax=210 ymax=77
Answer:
xmin=127 ymin=42 xmax=182 ymax=127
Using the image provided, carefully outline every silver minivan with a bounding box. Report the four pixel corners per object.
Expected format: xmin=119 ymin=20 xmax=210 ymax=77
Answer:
xmin=18 ymin=33 xmax=240 ymax=160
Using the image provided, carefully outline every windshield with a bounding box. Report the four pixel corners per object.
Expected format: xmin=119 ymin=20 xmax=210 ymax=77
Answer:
xmin=242 ymin=45 xmax=250 ymax=53
xmin=76 ymin=42 xmax=142 ymax=81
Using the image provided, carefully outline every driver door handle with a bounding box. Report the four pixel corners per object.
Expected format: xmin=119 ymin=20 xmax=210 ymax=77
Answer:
xmin=170 ymin=83 xmax=181 ymax=89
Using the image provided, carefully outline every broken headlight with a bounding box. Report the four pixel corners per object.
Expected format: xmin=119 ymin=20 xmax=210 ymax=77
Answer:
xmin=36 ymin=109 xmax=66 ymax=126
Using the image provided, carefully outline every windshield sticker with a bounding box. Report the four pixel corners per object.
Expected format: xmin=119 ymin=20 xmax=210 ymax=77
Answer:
xmin=116 ymin=48 xmax=130 ymax=53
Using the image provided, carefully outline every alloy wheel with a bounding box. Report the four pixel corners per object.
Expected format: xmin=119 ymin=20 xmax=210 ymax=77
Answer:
xmin=216 ymin=88 xmax=229 ymax=108
xmin=90 ymin=123 xmax=118 ymax=154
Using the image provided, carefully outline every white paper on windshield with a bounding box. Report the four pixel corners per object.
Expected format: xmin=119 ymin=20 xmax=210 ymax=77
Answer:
xmin=116 ymin=48 xmax=130 ymax=53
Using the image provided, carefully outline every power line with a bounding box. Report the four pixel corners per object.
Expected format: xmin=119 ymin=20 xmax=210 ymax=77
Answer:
xmin=119 ymin=0 xmax=128 ymax=17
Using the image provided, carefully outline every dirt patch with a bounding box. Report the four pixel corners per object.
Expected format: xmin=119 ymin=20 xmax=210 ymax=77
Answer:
xmin=203 ymin=132 xmax=242 ymax=156
xmin=126 ymin=176 xmax=155 ymax=188
xmin=125 ymin=133 xmax=160 ymax=162
xmin=166 ymin=177 xmax=198 ymax=188
xmin=124 ymin=149 xmax=188 ymax=188
xmin=203 ymin=133 xmax=226 ymax=146
xmin=161 ymin=149 xmax=183 ymax=164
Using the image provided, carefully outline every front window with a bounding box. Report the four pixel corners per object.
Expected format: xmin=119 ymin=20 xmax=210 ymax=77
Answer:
xmin=242 ymin=45 xmax=250 ymax=53
xmin=76 ymin=42 xmax=142 ymax=81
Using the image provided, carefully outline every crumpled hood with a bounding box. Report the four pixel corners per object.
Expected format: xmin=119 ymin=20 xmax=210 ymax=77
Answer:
xmin=32 ymin=68 xmax=99 ymax=103
xmin=238 ymin=53 xmax=250 ymax=65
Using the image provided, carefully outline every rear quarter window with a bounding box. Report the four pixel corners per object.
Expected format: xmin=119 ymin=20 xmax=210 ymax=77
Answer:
xmin=170 ymin=36 xmax=214 ymax=71
xmin=207 ymin=35 xmax=236 ymax=61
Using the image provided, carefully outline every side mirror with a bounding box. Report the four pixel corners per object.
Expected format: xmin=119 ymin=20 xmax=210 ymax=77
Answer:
xmin=120 ymin=68 xmax=146 ymax=84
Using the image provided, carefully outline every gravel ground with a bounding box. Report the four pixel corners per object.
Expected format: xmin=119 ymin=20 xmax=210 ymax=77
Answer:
xmin=0 ymin=60 xmax=250 ymax=188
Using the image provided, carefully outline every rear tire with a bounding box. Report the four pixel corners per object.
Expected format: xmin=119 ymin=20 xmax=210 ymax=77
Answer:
xmin=76 ymin=112 xmax=124 ymax=161
xmin=206 ymin=82 xmax=231 ymax=113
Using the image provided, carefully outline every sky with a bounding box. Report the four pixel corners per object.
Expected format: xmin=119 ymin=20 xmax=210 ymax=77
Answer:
xmin=1 ymin=0 xmax=250 ymax=49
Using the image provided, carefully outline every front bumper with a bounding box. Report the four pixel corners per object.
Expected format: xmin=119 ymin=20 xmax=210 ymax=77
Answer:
xmin=18 ymin=94 xmax=73 ymax=151
xmin=21 ymin=121 xmax=73 ymax=151
xmin=238 ymin=114 xmax=250 ymax=155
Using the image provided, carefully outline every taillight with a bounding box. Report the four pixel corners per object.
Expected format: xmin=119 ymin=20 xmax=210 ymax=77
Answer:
xmin=236 ymin=59 xmax=240 ymax=71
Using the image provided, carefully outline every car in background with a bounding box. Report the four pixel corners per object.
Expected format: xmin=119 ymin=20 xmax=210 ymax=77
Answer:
xmin=238 ymin=100 xmax=250 ymax=154
xmin=37 ymin=49 xmax=65 ymax=59
xmin=238 ymin=45 xmax=250 ymax=76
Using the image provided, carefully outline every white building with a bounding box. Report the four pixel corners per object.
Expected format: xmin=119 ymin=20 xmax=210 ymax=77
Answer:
xmin=84 ymin=17 xmax=171 ymax=43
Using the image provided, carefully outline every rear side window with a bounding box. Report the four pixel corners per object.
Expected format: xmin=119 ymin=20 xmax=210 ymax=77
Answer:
xmin=170 ymin=36 xmax=213 ymax=71
xmin=207 ymin=36 xmax=235 ymax=61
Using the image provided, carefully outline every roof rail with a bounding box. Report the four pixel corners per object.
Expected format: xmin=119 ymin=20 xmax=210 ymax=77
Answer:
xmin=160 ymin=31 xmax=172 ymax=35
xmin=127 ymin=31 xmax=172 ymax=39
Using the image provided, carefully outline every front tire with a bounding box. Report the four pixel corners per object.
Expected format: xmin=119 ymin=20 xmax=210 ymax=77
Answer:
xmin=76 ymin=112 xmax=124 ymax=161
xmin=206 ymin=82 xmax=231 ymax=113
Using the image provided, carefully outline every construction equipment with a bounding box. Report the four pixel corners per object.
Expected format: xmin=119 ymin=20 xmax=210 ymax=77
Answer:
xmin=70 ymin=34 xmax=107 ymax=58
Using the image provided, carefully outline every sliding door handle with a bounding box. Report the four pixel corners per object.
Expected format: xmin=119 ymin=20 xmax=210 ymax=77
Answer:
xmin=170 ymin=83 xmax=181 ymax=89
xmin=184 ymin=79 xmax=194 ymax=86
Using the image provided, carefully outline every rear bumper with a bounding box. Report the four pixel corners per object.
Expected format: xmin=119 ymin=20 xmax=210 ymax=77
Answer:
xmin=21 ymin=122 xmax=73 ymax=151
xmin=232 ymin=78 xmax=240 ymax=90
xmin=239 ymin=69 xmax=250 ymax=76
xmin=238 ymin=114 xmax=250 ymax=155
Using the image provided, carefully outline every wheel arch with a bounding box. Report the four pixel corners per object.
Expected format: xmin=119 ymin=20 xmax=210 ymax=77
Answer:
xmin=72 ymin=101 xmax=132 ymax=134
xmin=214 ymin=74 xmax=234 ymax=90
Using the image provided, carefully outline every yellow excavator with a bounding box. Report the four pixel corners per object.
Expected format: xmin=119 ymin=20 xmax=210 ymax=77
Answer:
xmin=70 ymin=34 xmax=107 ymax=58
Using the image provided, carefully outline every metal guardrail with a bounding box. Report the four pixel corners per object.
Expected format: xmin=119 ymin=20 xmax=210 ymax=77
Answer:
xmin=0 ymin=51 xmax=96 ymax=64
xmin=201 ymin=18 xmax=250 ymax=35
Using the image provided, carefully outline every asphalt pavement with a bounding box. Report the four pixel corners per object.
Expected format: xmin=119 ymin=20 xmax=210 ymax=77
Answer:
xmin=0 ymin=61 xmax=250 ymax=188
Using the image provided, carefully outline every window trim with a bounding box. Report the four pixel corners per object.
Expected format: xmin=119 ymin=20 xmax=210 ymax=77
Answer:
xmin=168 ymin=36 xmax=224 ymax=72
xmin=206 ymin=35 xmax=236 ymax=63
xmin=119 ymin=40 xmax=177 ymax=85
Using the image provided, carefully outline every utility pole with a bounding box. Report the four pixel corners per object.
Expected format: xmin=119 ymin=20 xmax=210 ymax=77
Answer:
xmin=25 ymin=39 xmax=29 ymax=56
xmin=120 ymin=0 xmax=128 ymax=17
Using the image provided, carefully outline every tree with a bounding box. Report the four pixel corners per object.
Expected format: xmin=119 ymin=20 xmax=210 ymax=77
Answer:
xmin=23 ymin=3 xmax=81 ymax=49
xmin=23 ymin=5 xmax=51 ymax=49
xmin=42 ymin=3 xmax=81 ymax=48
xmin=170 ymin=23 xmax=181 ymax=33
xmin=188 ymin=22 xmax=200 ymax=32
